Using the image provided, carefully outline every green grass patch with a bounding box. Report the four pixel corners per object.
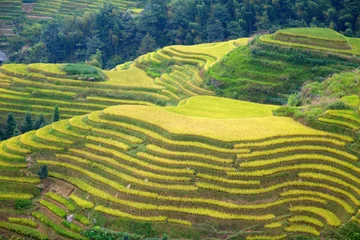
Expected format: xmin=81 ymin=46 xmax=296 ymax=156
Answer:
xmin=60 ymin=64 xmax=106 ymax=81
xmin=165 ymin=96 xmax=278 ymax=118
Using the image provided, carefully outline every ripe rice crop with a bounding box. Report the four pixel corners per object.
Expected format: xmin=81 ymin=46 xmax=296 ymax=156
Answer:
xmin=39 ymin=199 xmax=67 ymax=218
xmin=232 ymin=163 xmax=360 ymax=188
xmin=240 ymin=154 xmax=359 ymax=170
xmin=61 ymin=220 xmax=82 ymax=233
xmin=86 ymin=135 xmax=131 ymax=151
xmin=234 ymin=136 xmax=347 ymax=148
xmin=51 ymin=120 xmax=85 ymax=138
xmin=69 ymin=116 xmax=92 ymax=131
xmin=281 ymin=190 xmax=355 ymax=214
xmin=289 ymin=206 xmax=341 ymax=227
xmin=8 ymin=218 xmax=37 ymax=228
xmin=32 ymin=211 xmax=87 ymax=240
xmin=196 ymin=173 xmax=260 ymax=185
xmin=20 ymin=131 xmax=62 ymax=151
xmin=0 ymin=176 xmax=40 ymax=184
xmin=36 ymin=125 xmax=74 ymax=144
xmin=146 ymin=144 xmax=234 ymax=164
xmin=288 ymin=215 xmax=324 ymax=227
xmin=284 ymin=224 xmax=320 ymax=236
xmin=157 ymin=205 xmax=275 ymax=221
xmin=5 ymin=136 xmax=31 ymax=154
xmin=45 ymin=192 xmax=76 ymax=212
xmin=88 ymin=111 xmax=255 ymax=154
xmin=318 ymin=117 xmax=358 ymax=130
xmin=298 ymin=172 xmax=360 ymax=194
xmin=137 ymin=152 xmax=231 ymax=172
xmin=103 ymin=105 xmax=336 ymax=142
xmin=246 ymin=234 xmax=287 ymax=240
xmin=59 ymin=153 xmax=191 ymax=182
xmin=85 ymin=144 xmax=193 ymax=175
xmin=86 ymin=96 xmax=156 ymax=106
xmin=48 ymin=172 xmax=158 ymax=210
xmin=237 ymin=146 xmax=357 ymax=161
xmin=197 ymin=181 xmax=358 ymax=205
xmin=69 ymin=194 xmax=94 ymax=209
xmin=158 ymin=195 xmax=326 ymax=210
xmin=90 ymin=162 xmax=197 ymax=191
xmin=74 ymin=214 xmax=90 ymax=226
xmin=90 ymin=127 xmax=143 ymax=144
xmin=39 ymin=160 xmax=158 ymax=198
xmin=0 ymin=221 xmax=48 ymax=240
xmin=95 ymin=205 xmax=167 ymax=222
xmin=167 ymin=218 xmax=192 ymax=226
xmin=0 ymin=193 xmax=33 ymax=199
xmin=0 ymin=141 xmax=24 ymax=160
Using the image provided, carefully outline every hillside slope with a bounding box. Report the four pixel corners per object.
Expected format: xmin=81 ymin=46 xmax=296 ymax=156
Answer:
xmin=0 ymin=38 xmax=246 ymax=122
xmin=1 ymin=95 xmax=359 ymax=239
xmin=207 ymin=28 xmax=360 ymax=104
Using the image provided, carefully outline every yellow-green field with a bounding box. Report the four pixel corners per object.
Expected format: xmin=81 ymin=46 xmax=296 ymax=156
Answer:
xmin=165 ymin=96 xmax=279 ymax=118
xmin=0 ymin=96 xmax=357 ymax=239
xmin=0 ymin=29 xmax=359 ymax=240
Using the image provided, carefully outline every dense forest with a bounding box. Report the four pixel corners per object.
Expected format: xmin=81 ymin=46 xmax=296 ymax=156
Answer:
xmin=7 ymin=0 xmax=360 ymax=68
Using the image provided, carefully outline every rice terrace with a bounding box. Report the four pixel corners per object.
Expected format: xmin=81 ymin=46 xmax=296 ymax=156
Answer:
xmin=1 ymin=0 xmax=360 ymax=239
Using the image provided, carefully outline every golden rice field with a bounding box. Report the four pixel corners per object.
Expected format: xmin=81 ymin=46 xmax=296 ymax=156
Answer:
xmin=0 ymin=95 xmax=358 ymax=239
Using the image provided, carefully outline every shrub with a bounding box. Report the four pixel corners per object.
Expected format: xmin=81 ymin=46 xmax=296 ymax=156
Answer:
xmin=61 ymin=64 xmax=106 ymax=82
xmin=14 ymin=199 xmax=32 ymax=209
xmin=326 ymin=100 xmax=351 ymax=110
xmin=37 ymin=165 xmax=48 ymax=180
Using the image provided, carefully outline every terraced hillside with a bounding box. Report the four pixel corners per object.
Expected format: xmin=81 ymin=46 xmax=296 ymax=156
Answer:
xmin=0 ymin=0 xmax=23 ymax=49
xmin=207 ymin=28 xmax=360 ymax=103
xmin=261 ymin=28 xmax=360 ymax=55
xmin=28 ymin=0 xmax=137 ymax=18
xmin=0 ymin=38 xmax=247 ymax=121
xmin=0 ymin=95 xmax=358 ymax=239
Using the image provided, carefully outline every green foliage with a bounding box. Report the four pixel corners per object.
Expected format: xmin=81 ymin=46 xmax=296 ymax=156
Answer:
xmin=21 ymin=111 xmax=33 ymax=133
xmin=53 ymin=105 xmax=60 ymax=123
xmin=33 ymin=114 xmax=45 ymax=130
xmin=82 ymin=227 xmax=143 ymax=240
xmin=5 ymin=113 xmax=17 ymax=139
xmin=37 ymin=165 xmax=48 ymax=180
xmin=14 ymin=199 xmax=32 ymax=210
xmin=61 ymin=64 xmax=106 ymax=81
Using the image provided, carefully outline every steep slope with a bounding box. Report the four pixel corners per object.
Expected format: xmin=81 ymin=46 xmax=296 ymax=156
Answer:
xmin=0 ymin=96 xmax=358 ymax=239
xmin=207 ymin=28 xmax=360 ymax=104
xmin=0 ymin=38 xmax=247 ymax=121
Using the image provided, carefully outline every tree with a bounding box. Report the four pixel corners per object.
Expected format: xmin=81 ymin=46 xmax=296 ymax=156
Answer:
xmin=5 ymin=113 xmax=16 ymax=139
xmin=37 ymin=165 xmax=48 ymax=180
xmin=34 ymin=114 xmax=45 ymax=130
xmin=53 ymin=105 xmax=60 ymax=123
xmin=21 ymin=111 xmax=33 ymax=133
xmin=41 ymin=22 xmax=66 ymax=62
xmin=13 ymin=127 xmax=20 ymax=137
xmin=137 ymin=33 xmax=158 ymax=55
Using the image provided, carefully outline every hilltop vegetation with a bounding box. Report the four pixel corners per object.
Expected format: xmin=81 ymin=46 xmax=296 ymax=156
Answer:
xmin=1 ymin=5 xmax=360 ymax=237
xmin=1 ymin=94 xmax=359 ymax=239
xmin=4 ymin=0 xmax=360 ymax=68
xmin=207 ymin=29 xmax=360 ymax=104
